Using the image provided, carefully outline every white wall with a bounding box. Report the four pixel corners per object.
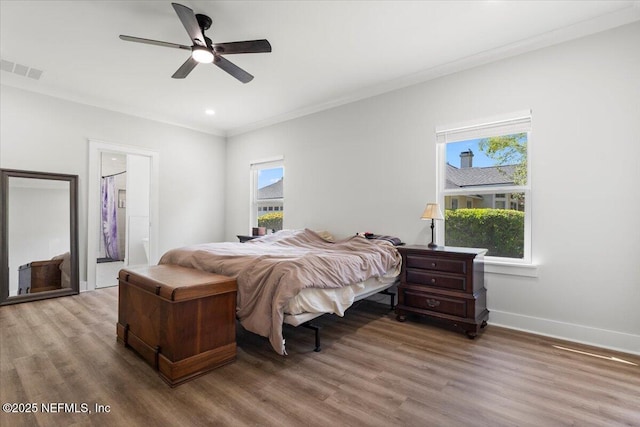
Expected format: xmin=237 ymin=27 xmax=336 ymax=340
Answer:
xmin=125 ymin=154 xmax=150 ymax=266
xmin=0 ymin=86 xmax=227 ymax=285
xmin=226 ymin=23 xmax=640 ymax=354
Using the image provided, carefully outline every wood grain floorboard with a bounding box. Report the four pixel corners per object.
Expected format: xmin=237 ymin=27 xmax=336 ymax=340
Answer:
xmin=1 ymin=287 xmax=638 ymax=427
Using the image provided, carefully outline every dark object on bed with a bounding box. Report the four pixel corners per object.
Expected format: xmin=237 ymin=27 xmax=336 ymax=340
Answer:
xmin=18 ymin=259 xmax=63 ymax=294
xmin=117 ymin=264 xmax=237 ymax=387
xmin=362 ymin=233 xmax=404 ymax=246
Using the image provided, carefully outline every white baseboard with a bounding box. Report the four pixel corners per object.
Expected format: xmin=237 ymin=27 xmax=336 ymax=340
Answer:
xmin=489 ymin=309 xmax=640 ymax=356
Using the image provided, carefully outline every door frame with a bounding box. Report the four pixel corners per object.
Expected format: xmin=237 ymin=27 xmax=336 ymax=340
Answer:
xmin=87 ymin=139 xmax=159 ymax=291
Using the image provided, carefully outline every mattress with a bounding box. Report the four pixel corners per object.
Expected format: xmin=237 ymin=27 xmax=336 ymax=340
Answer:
xmin=283 ymin=270 xmax=398 ymax=327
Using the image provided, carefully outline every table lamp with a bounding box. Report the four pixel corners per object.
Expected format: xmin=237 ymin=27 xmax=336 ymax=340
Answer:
xmin=421 ymin=203 xmax=444 ymax=248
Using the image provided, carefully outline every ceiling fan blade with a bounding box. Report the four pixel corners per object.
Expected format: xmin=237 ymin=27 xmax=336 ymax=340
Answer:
xmin=213 ymin=39 xmax=272 ymax=55
xmin=119 ymin=35 xmax=191 ymax=51
xmin=172 ymin=3 xmax=206 ymax=47
xmin=213 ymin=56 xmax=254 ymax=83
xmin=172 ymin=57 xmax=199 ymax=79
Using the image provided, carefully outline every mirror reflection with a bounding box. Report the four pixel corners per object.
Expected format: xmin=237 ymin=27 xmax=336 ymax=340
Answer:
xmin=8 ymin=178 xmax=70 ymax=296
xmin=1 ymin=169 xmax=79 ymax=305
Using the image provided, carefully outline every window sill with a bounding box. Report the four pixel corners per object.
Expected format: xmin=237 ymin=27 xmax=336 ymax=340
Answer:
xmin=480 ymin=259 xmax=539 ymax=277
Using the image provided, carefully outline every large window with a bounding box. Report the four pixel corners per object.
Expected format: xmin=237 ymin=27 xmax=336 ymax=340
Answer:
xmin=436 ymin=112 xmax=531 ymax=262
xmin=250 ymin=158 xmax=284 ymax=232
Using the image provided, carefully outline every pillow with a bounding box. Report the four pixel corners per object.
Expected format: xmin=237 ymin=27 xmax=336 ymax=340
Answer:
xmin=315 ymin=230 xmax=335 ymax=242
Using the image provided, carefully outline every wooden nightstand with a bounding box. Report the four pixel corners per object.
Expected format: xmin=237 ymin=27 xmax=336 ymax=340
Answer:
xmin=396 ymin=245 xmax=488 ymax=338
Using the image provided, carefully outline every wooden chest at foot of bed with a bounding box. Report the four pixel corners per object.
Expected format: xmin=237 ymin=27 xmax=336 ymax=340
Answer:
xmin=117 ymin=264 xmax=237 ymax=386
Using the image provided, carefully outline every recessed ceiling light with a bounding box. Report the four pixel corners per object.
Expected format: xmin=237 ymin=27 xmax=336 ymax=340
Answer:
xmin=205 ymin=109 xmax=215 ymax=116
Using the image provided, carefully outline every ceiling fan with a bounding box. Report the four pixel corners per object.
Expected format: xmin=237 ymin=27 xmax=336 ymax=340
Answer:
xmin=119 ymin=2 xmax=271 ymax=83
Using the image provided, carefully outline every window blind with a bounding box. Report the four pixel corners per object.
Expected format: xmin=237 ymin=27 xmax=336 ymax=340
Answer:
xmin=250 ymin=156 xmax=284 ymax=171
xmin=436 ymin=110 xmax=532 ymax=144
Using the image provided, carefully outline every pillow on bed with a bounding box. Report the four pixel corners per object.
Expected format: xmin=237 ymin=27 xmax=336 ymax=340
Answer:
xmin=315 ymin=230 xmax=335 ymax=242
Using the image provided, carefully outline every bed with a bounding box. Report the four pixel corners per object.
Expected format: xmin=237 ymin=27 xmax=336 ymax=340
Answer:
xmin=158 ymin=229 xmax=402 ymax=355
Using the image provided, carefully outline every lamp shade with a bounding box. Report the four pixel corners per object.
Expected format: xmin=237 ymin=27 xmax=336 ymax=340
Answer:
xmin=420 ymin=203 xmax=444 ymax=220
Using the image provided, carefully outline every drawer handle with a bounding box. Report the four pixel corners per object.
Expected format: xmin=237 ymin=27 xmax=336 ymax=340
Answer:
xmin=430 ymin=278 xmax=436 ymax=284
xmin=426 ymin=298 xmax=440 ymax=308
xmin=431 ymin=263 xmax=437 ymax=267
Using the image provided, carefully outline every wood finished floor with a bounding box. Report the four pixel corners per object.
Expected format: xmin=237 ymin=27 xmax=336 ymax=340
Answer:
xmin=1 ymin=287 xmax=639 ymax=427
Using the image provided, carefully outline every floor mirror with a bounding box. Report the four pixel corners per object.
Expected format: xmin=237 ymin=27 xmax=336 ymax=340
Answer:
xmin=1 ymin=169 xmax=79 ymax=305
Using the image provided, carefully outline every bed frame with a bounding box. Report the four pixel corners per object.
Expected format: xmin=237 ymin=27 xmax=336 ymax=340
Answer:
xmin=283 ymin=280 xmax=397 ymax=352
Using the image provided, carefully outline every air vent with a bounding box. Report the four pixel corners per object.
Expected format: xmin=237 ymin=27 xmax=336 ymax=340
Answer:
xmin=27 ymin=68 xmax=43 ymax=80
xmin=0 ymin=59 xmax=13 ymax=72
xmin=14 ymin=63 xmax=28 ymax=76
xmin=0 ymin=58 xmax=44 ymax=80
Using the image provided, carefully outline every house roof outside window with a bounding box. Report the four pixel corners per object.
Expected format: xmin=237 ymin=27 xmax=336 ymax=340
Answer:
xmin=258 ymin=178 xmax=283 ymax=199
xmin=445 ymin=164 xmax=517 ymax=189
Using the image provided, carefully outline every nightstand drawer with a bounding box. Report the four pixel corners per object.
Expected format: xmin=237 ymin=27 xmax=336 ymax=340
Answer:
xmin=406 ymin=255 xmax=467 ymax=274
xmin=403 ymin=290 xmax=467 ymax=317
xmin=406 ymin=268 xmax=467 ymax=291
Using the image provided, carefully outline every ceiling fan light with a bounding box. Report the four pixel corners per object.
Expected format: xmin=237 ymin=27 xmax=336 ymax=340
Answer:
xmin=192 ymin=48 xmax=214 ymax=63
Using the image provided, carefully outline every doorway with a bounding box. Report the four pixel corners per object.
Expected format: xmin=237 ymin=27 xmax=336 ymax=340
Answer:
xmin=87 ymin=140 xmax=159 ymax=291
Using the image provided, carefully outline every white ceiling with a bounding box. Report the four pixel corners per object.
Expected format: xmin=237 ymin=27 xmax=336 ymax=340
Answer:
xmin=1 ymin=1 xmax=639 ymax=137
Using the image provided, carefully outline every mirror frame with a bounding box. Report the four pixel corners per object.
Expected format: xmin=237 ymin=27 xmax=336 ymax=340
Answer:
xmin=1 ymin=169 xmax=79 ymax=305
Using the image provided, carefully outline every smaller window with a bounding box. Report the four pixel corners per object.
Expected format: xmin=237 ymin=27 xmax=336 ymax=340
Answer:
xmin=250 ymin=158 xmax=284 ymax=231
